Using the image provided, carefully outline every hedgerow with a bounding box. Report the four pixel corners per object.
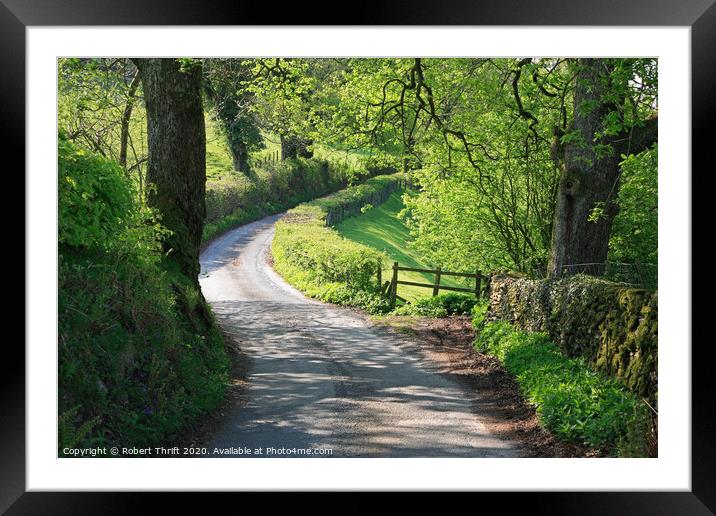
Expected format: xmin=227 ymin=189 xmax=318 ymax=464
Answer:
xmin=59 ymin=137 xmax=228 ymax=453
xmin=203 ymin=157 xmax=393 ymax=245
xmin=271 ymin=173 xmax=406 ymax=314
xmin=474 ymin=320 xmax=651 ymax=456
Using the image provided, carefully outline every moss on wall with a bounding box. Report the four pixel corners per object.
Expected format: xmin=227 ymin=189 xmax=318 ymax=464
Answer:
xmin=488 ymin=274 xmax=657 ymax=405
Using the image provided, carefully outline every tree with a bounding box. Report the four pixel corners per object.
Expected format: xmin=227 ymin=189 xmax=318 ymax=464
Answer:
xmin=547 ymin=59 xmax=657 ymax=277
xmin=203 ymin=59 xmax=263 ymax=173
xmin=132 ymin=58 xmax=207 ymax=283
xmin=58 ymin=58 xmax=149 ymax=198
xmin=324 ymin=58 xmax=564 ymax=273
xmin=118 ymin=67 xmax=141 ymax=172
xmin=247 ymin=58 xmax=317 ymax=160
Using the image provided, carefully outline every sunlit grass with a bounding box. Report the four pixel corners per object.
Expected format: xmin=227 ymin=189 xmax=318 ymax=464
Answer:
xmin=335 ymin=192 xmax=471 ymax=302
xmin=205 ymin=114 xmax=235 ymax=180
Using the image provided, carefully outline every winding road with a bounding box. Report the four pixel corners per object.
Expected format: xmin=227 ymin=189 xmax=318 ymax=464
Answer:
xmin=199 ymin=214 xmax=520 ymax=457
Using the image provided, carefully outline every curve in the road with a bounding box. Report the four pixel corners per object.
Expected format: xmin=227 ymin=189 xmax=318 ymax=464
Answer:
xmin=199 ymin=214 xmax=520 ymax=458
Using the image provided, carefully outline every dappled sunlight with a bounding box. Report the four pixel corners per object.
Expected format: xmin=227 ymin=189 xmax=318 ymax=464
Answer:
xmin=198 ymin=214 xmax=520 ymax=458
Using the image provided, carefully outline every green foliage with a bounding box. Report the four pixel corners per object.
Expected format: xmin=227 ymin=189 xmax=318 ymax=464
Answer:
xmin=609 ymin=145 xmax=658 ymax=264
xmin=58 ymin=137 xmax=168 ymax=260
xmin=59 ymin=138 xmax=135 ymax=248
xmin=58 ymin=407 xmax=101 ymax=450
xmin=274 ymin=223 xmax=383 ymax=290
xmin=394 ymin=293 xmax=478 ymax=318
xmin=475 ymin=321 xmax=651 ymax=455
xmin=335 ymin=192 xmax=472 ymax=302
xmin=322 ymin=58 xmax=567 ymax=274
xmin=203 ymin=157 xmax=381 ymax=244
xmin=59 ymin=138 xmax=228 ymax=452
xmin=307 ymin=173 xmax=403 ymax=217
xmin=470 ymin=300 xmax=490 ymax=331
xmin=58 ymin=58 xmax=148 ymax=200
xmin=246 ymin=58 xmax=318 ymax=146
xmin=271 ymin=174 xmax=407 ymax=313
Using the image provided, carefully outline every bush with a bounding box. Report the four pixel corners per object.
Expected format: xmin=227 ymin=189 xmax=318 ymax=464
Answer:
xmin=274 ymin=223 xmax=382 ymax=290
xmin=394 ymin=293 xmax=479 ymax=318
xmin=474 ymin=321 xmax=650 ymax=456
xmin=59 ymin=137 xmax=229 ymax=453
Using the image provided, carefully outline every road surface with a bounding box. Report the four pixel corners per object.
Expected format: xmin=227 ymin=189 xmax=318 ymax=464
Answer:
xmin=199 ymin=214 xmax=520 ymax=457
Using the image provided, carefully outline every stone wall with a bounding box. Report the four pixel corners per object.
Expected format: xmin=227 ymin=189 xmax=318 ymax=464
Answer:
xmin=488 ymin=273 xmax=658 ymax=405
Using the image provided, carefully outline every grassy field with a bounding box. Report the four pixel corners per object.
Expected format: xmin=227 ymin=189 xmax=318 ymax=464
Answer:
xmin=335 ymin=192 xmax=472 ymax=302
xmin=205 ymin=114 xmax=235 ymax=181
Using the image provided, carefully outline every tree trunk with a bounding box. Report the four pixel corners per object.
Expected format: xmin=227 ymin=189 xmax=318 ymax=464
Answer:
xmin=231 ymin=140 xmax=249 ymax=173
xmin=547 ymin=59 xmax=656 ymax=278
xmin=118 ymin=67 xmax=141 ymax=174
xmin=132 ymin=58 xmax=206 ymax=284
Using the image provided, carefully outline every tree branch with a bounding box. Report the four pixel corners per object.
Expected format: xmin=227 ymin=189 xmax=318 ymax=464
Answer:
xmin=622 ymin=115 xmax=658 ymax=156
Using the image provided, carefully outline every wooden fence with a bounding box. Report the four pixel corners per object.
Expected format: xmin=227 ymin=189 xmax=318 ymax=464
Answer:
xmin=378 ymin=261 xmax=486 ymax=306
xmin=253 ymin=150 xmax=281 ymax=168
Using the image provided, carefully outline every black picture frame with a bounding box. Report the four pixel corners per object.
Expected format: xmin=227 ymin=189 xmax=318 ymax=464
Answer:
xmin=3 ymin=0 xmax=710 ymax=511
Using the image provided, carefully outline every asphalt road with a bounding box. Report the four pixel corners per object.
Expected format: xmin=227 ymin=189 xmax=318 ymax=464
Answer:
xmin=199 ymin=214 xmax=520 ymax=457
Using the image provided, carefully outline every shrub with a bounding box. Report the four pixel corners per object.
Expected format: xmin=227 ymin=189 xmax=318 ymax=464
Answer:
xmin=474 ymin=321 xmax=651 ymax=456
xmin=471 ymin=300 xmax=490 ymax=330
xmin=394 ymin=293 xmax=478 ymax=318
xmin=59 ymin=137 xmax=228 ymax=453
xmin=274 ymin=223 xmax=383 ymax=290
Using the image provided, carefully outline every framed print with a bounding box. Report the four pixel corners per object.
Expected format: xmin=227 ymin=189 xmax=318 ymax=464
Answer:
xmin=3 ymin=0 xmax=712 ymax=511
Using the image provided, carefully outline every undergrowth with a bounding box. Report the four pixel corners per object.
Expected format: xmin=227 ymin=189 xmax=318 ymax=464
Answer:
xmin=473 ymin=320 xmax=651 ymax=456
xmin=203 ymin=157 xmax=389 ymax=245
xmin=393 ymin=293 xmax=480 ymax=318
xmin=59 ymin=136 xmax=228 ymax=454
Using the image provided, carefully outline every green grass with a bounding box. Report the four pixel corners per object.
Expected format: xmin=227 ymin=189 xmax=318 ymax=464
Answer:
xmin=312 ymin=143 xmax=370 ymax=172
xmin=251 ymin=130 xmax=282 ymax=162
xmin=335 ymin=192 xmax=471 ymax=302
xmin=205 ymin=114 xmax=235 ymax=181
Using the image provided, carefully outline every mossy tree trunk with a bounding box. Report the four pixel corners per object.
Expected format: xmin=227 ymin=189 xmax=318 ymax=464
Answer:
xmin=280 ymin=134 xmax=313 ymax=160
xmin=548 ymin=59 xmax=657 ymax=278
xmin=132 ymin=58 xmax=207 ymax=285
xmin=231 ymin=140 xmax=249 ymax=173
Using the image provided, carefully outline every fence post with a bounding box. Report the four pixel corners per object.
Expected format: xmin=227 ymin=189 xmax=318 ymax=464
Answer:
xmin=433 ymin=267 xmax=442 ymax=297
xmin=475 ymin=270 xmax=482 ymax=299
xmin=390 ymin=261 xmax=399 ymax=307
